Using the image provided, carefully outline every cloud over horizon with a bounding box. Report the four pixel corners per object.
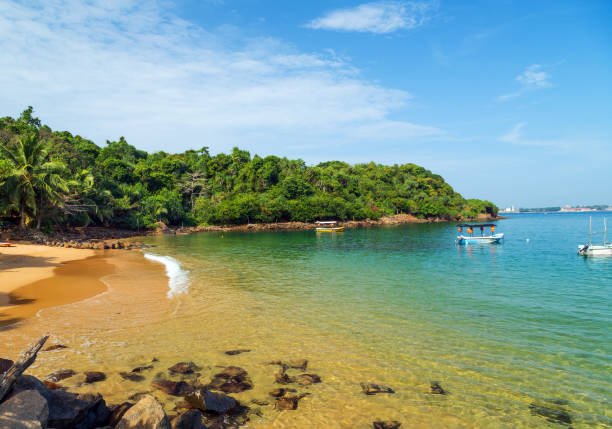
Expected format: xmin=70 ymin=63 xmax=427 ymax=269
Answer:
xmin=306 ymin=1 xmax=435 ymax=34
xmin=0 ymin=0 xmax=441 ymax=158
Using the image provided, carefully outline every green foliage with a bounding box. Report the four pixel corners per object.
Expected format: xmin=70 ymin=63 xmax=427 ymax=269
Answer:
xmin=0 ymin=108 xmax=498 ymax=229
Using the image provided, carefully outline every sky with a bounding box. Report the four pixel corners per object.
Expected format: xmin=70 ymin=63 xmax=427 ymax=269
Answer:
xmin=0 ymin=0 xmax=610 ymax=208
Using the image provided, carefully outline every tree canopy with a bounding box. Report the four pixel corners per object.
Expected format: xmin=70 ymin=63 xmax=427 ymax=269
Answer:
xmin=0 ymin=108 xmax=497 ymax=230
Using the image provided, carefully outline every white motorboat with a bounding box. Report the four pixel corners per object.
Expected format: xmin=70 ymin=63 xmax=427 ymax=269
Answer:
xmin=578 ymin=217 xmax=612 ymax=256
xmin=456 ymin=223 xmax=504 ymax=245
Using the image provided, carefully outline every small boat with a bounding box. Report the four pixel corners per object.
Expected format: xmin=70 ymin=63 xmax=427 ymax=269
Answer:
xmin=578 ymin=217 xmax=612 ymax=256
xmin=315 ymin=221 xmax=344 ymax=233
xmin=0 ymin=242 xmax=14 ymax=247
xmin=456 ymin=223 xmax=504 ymax=244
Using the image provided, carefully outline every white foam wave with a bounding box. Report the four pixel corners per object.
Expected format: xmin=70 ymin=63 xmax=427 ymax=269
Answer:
xmin=144 ymin=253 xmax=189 ymax=298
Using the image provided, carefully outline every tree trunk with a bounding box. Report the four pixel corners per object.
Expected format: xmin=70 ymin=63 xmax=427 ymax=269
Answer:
xmin=19 ymin=199 xmax=26 ymax=229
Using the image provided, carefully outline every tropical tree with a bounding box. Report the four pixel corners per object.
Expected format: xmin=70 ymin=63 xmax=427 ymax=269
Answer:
xmin=0 ymin=132 xmax=70 ymax=228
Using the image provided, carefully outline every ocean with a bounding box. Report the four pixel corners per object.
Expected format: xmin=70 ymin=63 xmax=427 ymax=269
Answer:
xmin=137 ymin=212 xmax=610 ymax=427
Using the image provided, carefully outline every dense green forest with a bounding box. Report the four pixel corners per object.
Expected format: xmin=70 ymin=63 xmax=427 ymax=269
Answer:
xmin=0 ymin=108 xmax=497 ymax=231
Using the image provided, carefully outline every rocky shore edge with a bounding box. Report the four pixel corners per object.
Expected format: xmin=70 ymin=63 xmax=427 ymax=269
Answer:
xmin=2 ymin=213 xmax=499 ymax=250
xmin=1 ymin=336 xmax=574 ymax=428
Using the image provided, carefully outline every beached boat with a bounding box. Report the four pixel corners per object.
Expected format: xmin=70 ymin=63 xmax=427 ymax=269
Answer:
xmin=578 ymin=217 xmax=612 ymax=256
xmin=456 ymin=223 xmax=504 ymax=244
xmin=315 ymin=221 xmax=344 ymax=233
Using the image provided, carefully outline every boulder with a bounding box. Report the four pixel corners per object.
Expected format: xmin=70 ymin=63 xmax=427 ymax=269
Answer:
xmin=170 ymin=409 xmax=206 ymax=429
xmin=168 ymin=362 xmax=200 ymax=375
xmin=46 ymin=369 xmax=76 ymax=383
xmin=0 ymin=357 xmax=14 ymax=375
xmin=115 ymin=395 xmax=170 ymax=429
xmin=151 ymin=379 xmax=194 ymax=396
xmin=84 ymin=371 xmax=106 ymax=384
xmin=9 ymin=375 xmax=52 ymax=403
xmin=47 ymin=391 xmax=110 ymax=429
xmin=185 ymin=389 xmax=238 ymax=414
xmin=373 ymin=421 xmax=402 ymax=429
xmin=108 ymin=402 xmax=134 ymax=427
xmin=0 ymin=389 xmax=49 ymax=429
xmin=360 ymin=383 xmax=395 ymax=395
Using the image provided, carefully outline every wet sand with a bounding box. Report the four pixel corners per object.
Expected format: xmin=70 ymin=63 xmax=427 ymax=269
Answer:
xmin=0 ymin=255 xmax=114 ymax=327
xmin=0 ymin=244 xmax=96 ymax=302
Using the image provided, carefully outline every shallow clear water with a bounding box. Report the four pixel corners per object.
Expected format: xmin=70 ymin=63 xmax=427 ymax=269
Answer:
xmin=140 ymin=212 xmax=611 ymax=427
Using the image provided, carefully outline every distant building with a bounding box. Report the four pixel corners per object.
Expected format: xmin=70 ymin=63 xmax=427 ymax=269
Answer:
xmin=501 ymin=206 xmax=518 ymax=213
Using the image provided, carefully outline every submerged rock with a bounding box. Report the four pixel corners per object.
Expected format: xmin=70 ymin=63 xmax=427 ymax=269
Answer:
xmin=170 ymin=409 xmax=206 ymax=429
xmin=207 ymin=366 xmax=253 ymax=394
xmin=115 ymin=395 xmax=170 ymax=429
xmin=169 ymin=362 xmax=201 ymax=375
xmin=43 ymin=344 xmax=68 ymax=351
xmin=273 ymin=366 xmax=295 ymax=385
xmin=132 ymin=364 xmax=154 ymax=373
xmin=151 ymin=378 xmax=194 ymax=396
xmin=373 ymin=420 xmax=402 ymax=429
xmin=274 ymin=394 xmax=308 ymax=411
xmin=120 ymin=371 xmax=145 ymax=382
xmin=84 ymin=371 xmax=107 ymax=384
xmin=529 ymin=402 xmax=572 ymax=425
xmin=46 ymin=369 xmax=76 ymax=383
xmin=0 ymin=389 xmax=49 ymax=429
xmin=360 ymin=383 xmax=395 ymax=395
xmin=268 ymin=359 xmax=308 ymax=371
xmin=268 ymin=388 xmax=296 ymax=398
xmin=224 ymin=349 xmax=251 ymax=356
xmin=430 ymin=381 xmax=446 ymax=395
xmin=294 ymin=373 xmax=321 ymax=385
xmin=185 ymin=389 xmax=238 ymax=414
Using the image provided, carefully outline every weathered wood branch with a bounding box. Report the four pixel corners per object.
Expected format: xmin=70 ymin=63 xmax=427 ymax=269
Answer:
xmin=0 ymin=335 xmax=49 ymax=402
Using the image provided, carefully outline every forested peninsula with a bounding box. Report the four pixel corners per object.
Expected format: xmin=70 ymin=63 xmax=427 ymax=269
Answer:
xmin=0 ymin=108 xmax=497 ymax=233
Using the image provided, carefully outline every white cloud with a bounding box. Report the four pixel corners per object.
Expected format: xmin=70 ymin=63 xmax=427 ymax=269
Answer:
xmin=0 ymin=0 xmax=441 ymax=158
xmin=306 ymin=1 xmax=435 ymax=34
xmin=500 ymin=122 xmax=526 ymax=143
xmin=497 ymin=64 xmax=552 ymax=101
xmin=500 ymin=122 xmax=571 ymax=148
xmin=516 ymin=64 xmax=551 ymax=89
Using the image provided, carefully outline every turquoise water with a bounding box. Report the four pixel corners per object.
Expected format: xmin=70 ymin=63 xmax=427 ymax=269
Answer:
xmin=148 ymin=212 xmax=611 ymax=427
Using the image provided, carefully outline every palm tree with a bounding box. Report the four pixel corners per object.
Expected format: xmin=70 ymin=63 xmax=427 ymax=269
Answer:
xmin=0 ymin=132 xmax=70 ymax=229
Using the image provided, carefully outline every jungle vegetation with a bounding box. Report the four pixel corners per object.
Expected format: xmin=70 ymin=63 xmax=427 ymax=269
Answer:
xmin=0 ymin=108 xmax=497 ymax=230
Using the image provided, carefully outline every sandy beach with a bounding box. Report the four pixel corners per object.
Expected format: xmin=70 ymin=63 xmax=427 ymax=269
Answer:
xmin=0 ymin=244 xmax=108 ymax=327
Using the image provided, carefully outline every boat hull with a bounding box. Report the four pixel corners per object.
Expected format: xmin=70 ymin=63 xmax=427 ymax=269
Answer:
xmin=457 ymin=233 xmax=504 ymax=245
xmin=578 ymin=244 xmax=612 ymax=256
xmin=316 ymin=227 xmax=344 ymax=233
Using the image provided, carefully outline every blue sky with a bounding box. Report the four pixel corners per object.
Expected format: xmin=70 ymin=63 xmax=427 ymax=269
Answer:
xmin=0 ymin=0 xmax=610 ymax=207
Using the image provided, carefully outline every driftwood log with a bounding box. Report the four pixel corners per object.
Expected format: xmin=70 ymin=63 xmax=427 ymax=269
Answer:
xmin=0 ymin=335 xmax=49 ymax=402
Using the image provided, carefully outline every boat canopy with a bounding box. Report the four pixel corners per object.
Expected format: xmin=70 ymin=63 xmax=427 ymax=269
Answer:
xmin=457 ymin=223 xmax=496 ymax=227
xmin=315 ymin=221 xmax=338 ymax=225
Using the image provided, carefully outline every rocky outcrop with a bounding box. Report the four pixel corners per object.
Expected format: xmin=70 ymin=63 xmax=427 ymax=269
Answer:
xmin=47 ymin=391 xmax=110 ymax=429
xmin=115 ymin=395 xmax=170 ymax=429
xmin=0 ymin=389 xmax=48 ymax=429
